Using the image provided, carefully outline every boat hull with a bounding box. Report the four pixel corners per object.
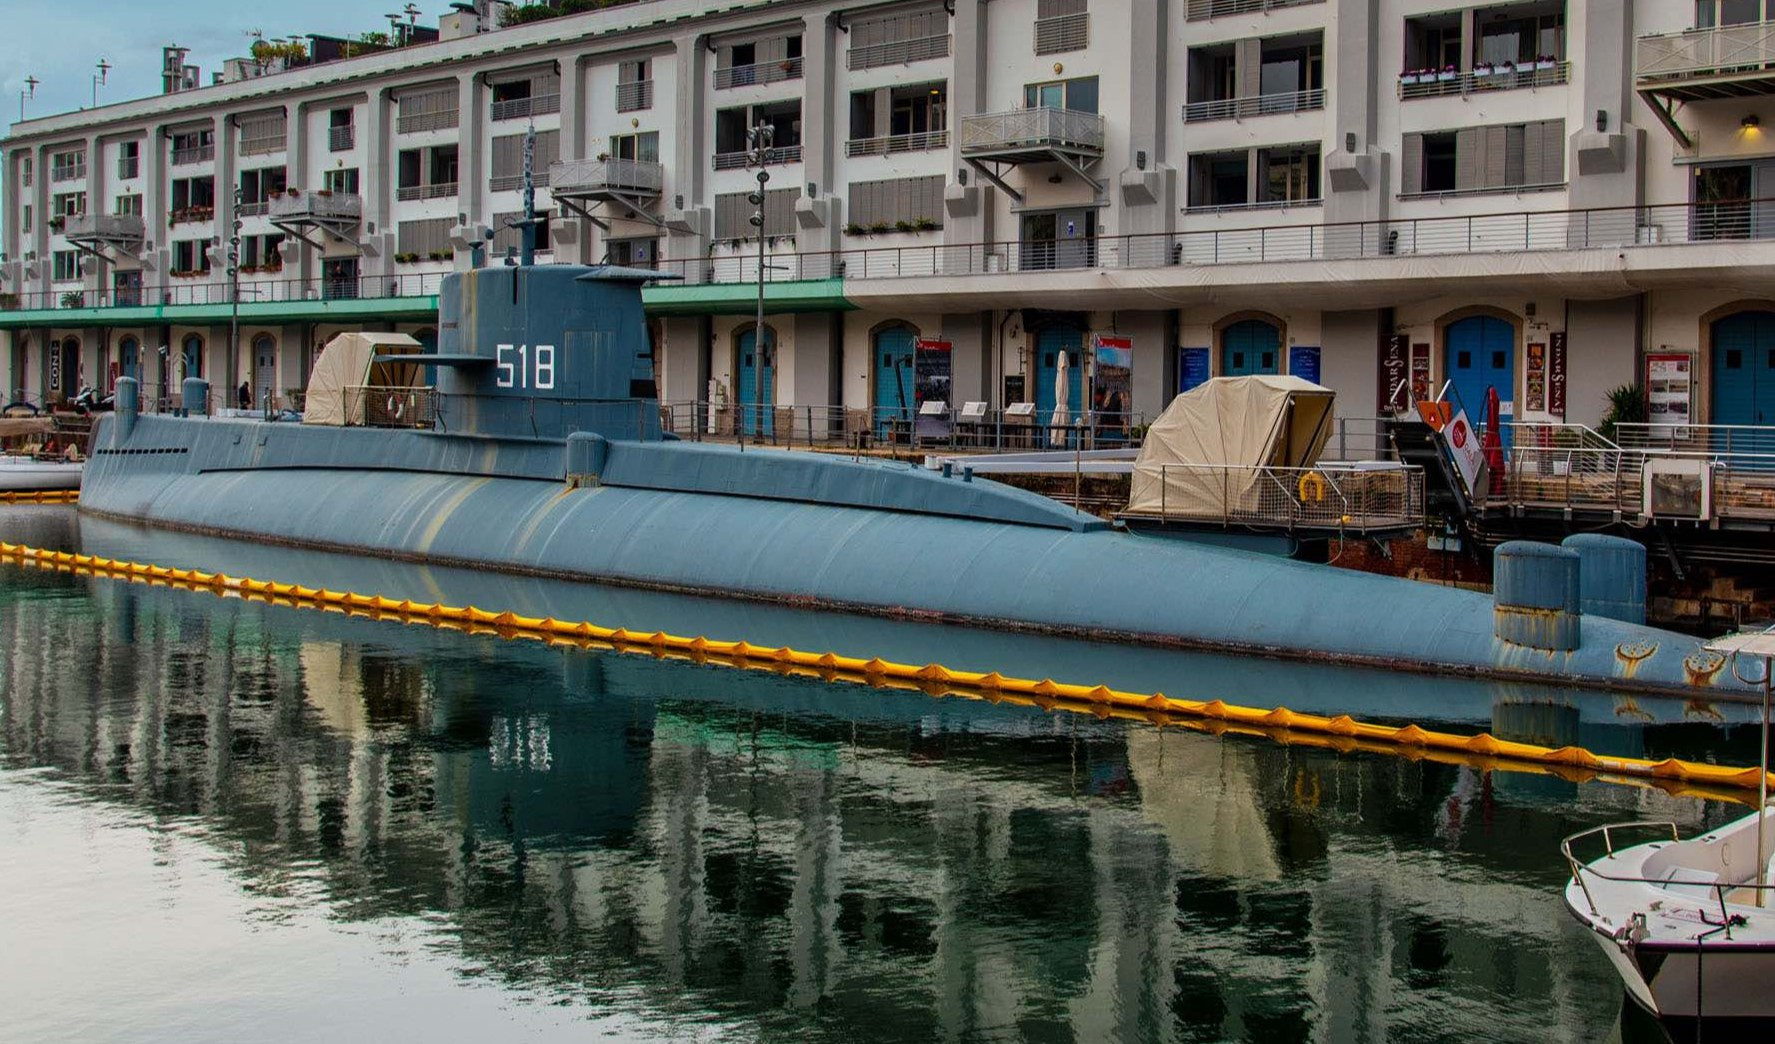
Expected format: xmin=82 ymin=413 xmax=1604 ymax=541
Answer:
xmin=0 ymin=458 xmax=81 ymax=491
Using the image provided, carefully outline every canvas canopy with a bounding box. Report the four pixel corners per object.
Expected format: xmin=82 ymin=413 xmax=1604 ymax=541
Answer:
xmin=302 ymin=332 xmax=425 ymax=426
xmin=1127 ymin=375 xmax=1336 ymax=516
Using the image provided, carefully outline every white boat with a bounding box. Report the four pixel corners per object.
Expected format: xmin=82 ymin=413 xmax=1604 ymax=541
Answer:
xmin=1563 ymin=625 xmax=1775 ymax=1024
xmin=0 ymin=455 xmax=82 ymax=492
xmin=1563 ymin=810 xmax=1775 ymax=1020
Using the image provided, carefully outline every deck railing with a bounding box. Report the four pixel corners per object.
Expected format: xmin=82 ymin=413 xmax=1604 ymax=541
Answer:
xmin=960 ymin=107 xmax=1105 ymax=154
xmin=345 ymin=385 xmax=437 ymax=428
xmin=1637 ymin=22 xmax=1775 ymax=83
xmin=1 ymin=272 xmax=445 ymax=312
xmin=615 ymin=79 xmax=653 ymax=112
xmin=845 ymin=129 xmax=949 ymax=157
xmin=1134 ymin=462 xmax=1425 ymax=532
xmin=1183 ymin=88 xmax=1325 ymax=123
xmin=714 ymin=57 xmax=803 ymax=90
xmin=660 ymin=401 xmax=1148 ymax=452
xmin=1398 ymin=61 xmax=1570 ymax=100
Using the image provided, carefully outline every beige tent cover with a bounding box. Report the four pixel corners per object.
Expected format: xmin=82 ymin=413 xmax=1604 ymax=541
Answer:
xmin=302 ymin=332 xmax=424 ymax=426
xmin=1127 ymin=375 xmax=1336 ymax=516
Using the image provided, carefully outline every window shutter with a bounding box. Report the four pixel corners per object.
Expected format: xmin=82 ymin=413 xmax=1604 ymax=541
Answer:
xmin=1401 ymin=133 xmax=1424 ymax=195
xmin=1504 ymin=125 xmax=1527 ymax=187
xmin=1482 ymin=126 xmax=1508 ymax=189
xmin=1455 ymin=127 xmax=1481 ymax=191
xmin=1540 ymin=119 xmax=1565 ymax=183
xmin=1236 ymin=38 xmax=1262 ymax=100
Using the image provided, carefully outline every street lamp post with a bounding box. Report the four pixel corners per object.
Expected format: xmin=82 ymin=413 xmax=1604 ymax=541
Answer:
xmin=229 ymin=187 xmax=243 ymax=410
xmin=745 ymin=123 xmax=774 ymax=445
xmin=19 ymin=75 xmax=38 ymax=122
xmin=91 ymin=59 xmax=110 ymax=109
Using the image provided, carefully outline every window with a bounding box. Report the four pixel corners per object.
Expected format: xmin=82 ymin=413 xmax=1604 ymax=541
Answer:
xmin=1186 ymin=144 xmax=1318 ymax=212
xmin=489 ymin=133 xmax=555 ymax=191
xmin=1023 ymin=76 xmax=1098 ymax=113
xmin=399 ymin=217 xmax=456 ymax=257
xmin=605 ymin=237 xmax=659 ymax=266
xmin=716 ymin=34 xmax=803 ymax=87
xmin=171 ymin=128 xmax=215 ymax=163
xmin=238 ymin=167 xmax=288 ymax=206
xmin=714 ymin=101 xmax=802 ymax=163
xmin=608 ymin=132 xmax=660 ymax=163
xmin=1261 ymin=143 xmax=1320 ymax=202
xmin=397 ymin=88 xmax=459 ymax=133
xmin=239 ymin=112 xmax=287 ymax=155
xmin=492 ymin=211 xmax=553 ymax=255
xmin=172 ymin=240 xmax=211 ymax=275
xmin=117 ymin=141 xmax=139 ymax=180
xmin=1402 ymin=120 xmax=1566 ymax=196
xmin=240 ymin=233 xmax=285 ymax=269
xmin=20 ymin=205 xmax=29 ymax=234
xmin=847 ymin=175 xmax=945 ymax=230
xmin=850 ymin=84 xmax=948 ymax=147
xmin=52 ymin=250 xmax=79 ymax=281
xmin=114 ymin=194 xmax=142 ymax=216
xmin=398 ymin=146 xmax=461 ymax=196
xmin=849 ymin=9 xmax=951 ymax=70
xmin=328 ymin=107 xmax=355 ymax=151
xmin=617 ymin=59 xmax=653 ymax=112
xmin=52 ymin=192 xmax=86 ymax=218
xmin=1188 ymin=150 xmax=1250 ymax=208
xmin=171 ymin=176 xmax=215 ymax=219
xmin=714 ymin=187 xmax=800 ymax=240
xmin=1696 ymin=0 xmax=1771 ymax=28
xmin=1034 ymin=0 xmax=1088 ymax=56
xmin=1260 ymin=36 xmax=1323 ymax=97
xmin=20 ymin=156 xmax=31 ymax=188
xmin=1478 ymin=4 xmax=1565 ymax=65
xmin=323 ymin=167 xmax=360 ymax=195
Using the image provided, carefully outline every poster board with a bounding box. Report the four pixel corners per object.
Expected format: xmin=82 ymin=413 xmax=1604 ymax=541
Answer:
xmin=1525 ymin=338 xmax=1547 ymax=413
xmin=1411 ymin=342 xmax=1432 ymax=407
xmin=1379 ymin=335 xmax=1408 ymax=412
xmin=1645 ymin=352 xmax=1693 ymax=431
xmin=1179 ymin=347 xmax=1210 ymax=394
xmin=1443 ymin=409 xmax=1487 ymax=497
xmin=1091 ymin=334 xmax=1133 ymax=434
xmin=1288 ymin=345 xmax=1321 ymax=384
xmin=913 ymin=338 xmax=952 ymax=437
xmin=1549 ymin=332 xmax=1567 ymax=417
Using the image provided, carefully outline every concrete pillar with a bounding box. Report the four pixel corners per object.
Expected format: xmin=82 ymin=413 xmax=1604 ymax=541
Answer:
xmin=790 ymin=312 xmax=840 ymax=426
xmin=659 ymin=314 xmax=708 ymax=408
xmin=1118 ymin=0 xmax=1175 ymax=238
xmin=1564 ymin=296 xmax=1640 ymax=426
xmin=457 ymin=72 xmax=486 ymax=231
xmin=33 ymin=144 xmax=52 ymax=303
xmin=142 ymin=125 xmax=169 ymax=290
xmin=1569 ymin=0 xmax=1644 ymax=213
xmin=361 ymin=87 xmax=393 ymax=284
xmin=801 ymin=13 xmax=839 ymax=253
xmin=944 ymin=0 xmax=990 ymax=246
xmin=944 ymin=311 xmax=992 ymax=407
xmin=84 ymin=134 xmax=106 ymax=306
xmin=1322 ymin=309 xmax=1387 ymax=417
xmin=559 ymin=55 xmax=591 ymax=264
xmin=213 ymin=112 xmax=238 ymax=394
xmin=1324 ymin=0 xmax=1388 ymax=244
xmin=666 ymin=34 xmax=710 ymax=280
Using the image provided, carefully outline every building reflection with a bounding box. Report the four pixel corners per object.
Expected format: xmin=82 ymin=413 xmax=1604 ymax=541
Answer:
xmin=0 ymin=573 xmax=1719 ymax=1042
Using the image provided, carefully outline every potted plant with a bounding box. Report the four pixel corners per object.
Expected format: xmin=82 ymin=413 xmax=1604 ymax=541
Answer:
xmin=869 ymin=220 xmax=891 ymax=235
xmin=59 ymin=291 xmax=84 ymax=308
xmin=1400 ymin=67 xmax=1419 ymax=85
xmin=1438 ymin=64 xmax=1457 ymax=82
xmin=843 ymin=221 xmax=866 ymax=236
xmin=894 ymin=219 xmax=915 ymax=234
xmin=914 ymin=217 xmax=938 ymax=232
xmin=1536 ymin=54 xmax=1557 ymax=72
xmin=0 ymin=292 xmax=19 ymax=311
xmin=48 ymin=215 xmax=65 ymax=232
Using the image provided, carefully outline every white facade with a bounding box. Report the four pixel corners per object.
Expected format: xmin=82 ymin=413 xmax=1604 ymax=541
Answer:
xmin=4 ymin=0 xmax=1775 ymax=433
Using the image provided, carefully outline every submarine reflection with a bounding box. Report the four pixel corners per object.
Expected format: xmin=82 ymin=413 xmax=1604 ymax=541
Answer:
xmin=0 ymin=544 xmax=1739 ymax=1042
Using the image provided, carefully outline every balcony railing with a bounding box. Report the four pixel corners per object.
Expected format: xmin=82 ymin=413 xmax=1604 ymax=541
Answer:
xmin=1186 ymin=0 xmax=1322 ymax=20
xmin=17 ymin=197 xmax=1775 ymax=312
xmin=1033 ymin=13 xmax=1088 ymax=56
xmin=713 ymin=145 xmax=802 ymax=170
xmin=63 ymin=213 xmax=145 ymax=246
xmin=1638 ymin=22 xmax=1775 ymax=84
xmin=714 ymin=56 xmax=803 ymax=90
xmin=845 ymin=129 xmax=949 ymax=157
xmin=50 ymin=162 xmax=86 ymax=182
xmin=489 ymin=169 xmax=548 ymax=191
xmin=236 ymin=201 xmax=271 ymax=217
xmin=616 ymin=80 xmax=653 ymax=112
xmin=269 ymin=190 xmax=362 ymax=223
xmin=1183 ymin=88 xmax=1326 ymax=123
xmin=848 ymin=34 xmax=951 ymax=70
xmin=960 ymin=107 xmax=1105 ymax=155
xmin=550 ymin=158 xmax=665 ymax=196
xmin=0 ymin=271 xmax=443 ymax=312
xmin=395 ymin=182 xmax=459 ymax=201
xmin=1399 ymin=61 xmax=1570 ymax=100
xmin=171 ymin=145 xmax=214 ymax=166
xmin=328 ymin=125 xmax=356 ymax=151
xmin=240 ymin=134 xmax=286 ymax=156
xmin=490 ymin=93 xmax=561 ymax=121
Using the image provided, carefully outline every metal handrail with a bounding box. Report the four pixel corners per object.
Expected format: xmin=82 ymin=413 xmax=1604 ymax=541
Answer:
xmin=615 ymin=79 xmax=653 ymax=112
xmin=1560 ymin=819 xmax=1775 ymax=925
xmin=490 ymin=93 xmax=560 ymax=121
xmin=1398 ymin=61 xmax=1571 ymax=100
xmin=1638 ymin=22 xmax=1775 ymax=82
xmin=1186 ymin=0 xmax=1322 ymax=20
xmin=714 ymin=56 xmax=804 ymax=90
xmin=960 ymin=107 xmax=1106 ymax=153
xmin=171 ymin=145 xmax=214 ymax=166
xmin=846 ymin=129 xmax=949 ymax=157
xmin=1183 ymin=88 xmax=1326 ymax=123
xmin=712 ymin=145 xmax=801 ymax=170
xmin=847 ymin=33 xmax=951 ymax=70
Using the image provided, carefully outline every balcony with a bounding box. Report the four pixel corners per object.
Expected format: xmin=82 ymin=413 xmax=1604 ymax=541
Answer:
xmin=1399 ymin=61 xmax=1570 ymax=100
xmin=268 ymin=189 xmax=362 ymax=244
xmin=63 ymin=213 xmax=145 ymax=255
xmin=712 ymin=145 xmax=802 ymax=170
xmin=240 ymin=133 xmax=286 ymax=157
xmin=714 ymin=56 xmax=802 ymax=90
xmin=616 ymin=80 xmax=653 ymax=112
xmin=50 ymin=162 xmax=86 ymax=182
xmin=846 ymin=129 xmax=950 ymax=157
xmin=490 ymin=93 xmax=561 ymax=121
xmin=1183 ymin=88 xmax=1325 ymax=123
xmin=171 ymin=145 xmax=215 ymax=166
xmin=1186 ymin=0 xmax=1322 ymax=20
xmin=329 ymin=125 xmax=356 ymax=151
xmin=237 ymin=201 xmax=271 ymax=217
xmin=550 ymin=158 xmax=666 ymax=227
xmin=397 ymin=108 xmax=459 ymax=134
xmin=848 ymin=34 xmax=950 ymax=71
xmin=1637 ymin=22 xmax=1775 ymax=147
xmin=396 ymin=182 xmax=459 ymax=201
xmin=959 ymin=107 xmax=1105 ymax=202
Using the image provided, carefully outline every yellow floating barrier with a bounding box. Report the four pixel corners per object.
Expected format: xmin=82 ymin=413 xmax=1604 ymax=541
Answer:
xmin=0 ymin=490 xmax=79 ymax=505
xmin=2 ymin=537 xmax=1770 ymax=800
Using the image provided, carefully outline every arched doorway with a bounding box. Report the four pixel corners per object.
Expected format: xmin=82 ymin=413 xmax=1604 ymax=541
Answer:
xmin=118 ymin=336 xmax=140 ymax=386
xmin=872 ymin=323 xmax=917 ymax=438
xmin=1711 ymin=311 xmax=1775 ymax=425
xmin=1444 ymin=315 xmax=1515 ymax=444
xmin=251 ymin=333 xmax=277 ymax=410
xmin=181 ymin=334 xmax=204 ymax=382
xmin=736 ymin=325 xmax=775 ymax=436
xmin=1220 ymin=319 xmax=1280 ymax=376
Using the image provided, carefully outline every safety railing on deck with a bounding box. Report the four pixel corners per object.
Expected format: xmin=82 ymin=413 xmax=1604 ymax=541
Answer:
xmin=1136 ymin=462 xmax=1425 ymax=532
xmin=345 ymin=386 xmax=436 ymax=428
xmin=660 ymin=401 xmax=1147 ymax=452
xmin=1614 ymin=422 xmax=1775 ymax=461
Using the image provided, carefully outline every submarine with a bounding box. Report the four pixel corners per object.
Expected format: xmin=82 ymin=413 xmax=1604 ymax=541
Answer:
xmin=76 ymin=257 xmax=1742 ymax=700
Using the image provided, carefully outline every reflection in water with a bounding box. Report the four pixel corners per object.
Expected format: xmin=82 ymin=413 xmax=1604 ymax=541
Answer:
xmin=0 ymin=516 xmax=1734 ymax=1041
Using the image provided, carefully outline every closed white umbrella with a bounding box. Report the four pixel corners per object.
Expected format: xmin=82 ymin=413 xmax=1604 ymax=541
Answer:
xmin=1049 ymin=349 xmax=1070 ymax=447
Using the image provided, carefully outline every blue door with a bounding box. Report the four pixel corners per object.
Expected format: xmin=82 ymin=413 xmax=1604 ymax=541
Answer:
xmin=1711 ymin=312 xmax=1775 ymax=426
xmin=181 ymin=335 xmax=204 ymax=381
xmin=119 ymin=338 xmax=139 ymax=383
xmin=736 ymin=328 xmax=774 ymax=436
xmin=873 ymin=326 xmax=915 ymax=438
xmin=1221 ymin=320 xmax=1280 ymax=376
xmin=1033 ymin=326 xmax=1085 ymax=426
xmin=1445 ymin=316 xmax=1514 ymax=447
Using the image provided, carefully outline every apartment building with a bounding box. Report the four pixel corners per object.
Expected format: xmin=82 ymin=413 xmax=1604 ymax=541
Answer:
xmin=3 ymin=0 xmax=1774 ymax=435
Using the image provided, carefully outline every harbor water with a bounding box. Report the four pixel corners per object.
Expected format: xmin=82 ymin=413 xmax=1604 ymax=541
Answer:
xmin=0 ymin=506 xmax=1755 ymax=1042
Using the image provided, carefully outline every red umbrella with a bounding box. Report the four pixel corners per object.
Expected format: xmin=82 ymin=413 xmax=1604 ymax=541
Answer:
xmin=1482 ymin=386 xmax=1504 ymax=495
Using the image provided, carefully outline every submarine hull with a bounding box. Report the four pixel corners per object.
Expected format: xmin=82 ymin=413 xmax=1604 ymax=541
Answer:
xmin=79 ymin=411 xmax=1736 ymax=698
